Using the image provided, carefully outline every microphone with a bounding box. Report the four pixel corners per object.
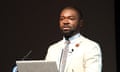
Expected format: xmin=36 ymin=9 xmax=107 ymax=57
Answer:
xmin=12 ymin=50 xmax=32 ymax=72
xmin=71 ymin=49 xmax=74 ymax=52
xmin=22 ymin=50 xmax=32 ymax=60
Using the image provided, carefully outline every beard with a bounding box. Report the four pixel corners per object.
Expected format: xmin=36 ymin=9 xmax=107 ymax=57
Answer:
xmin=61 ymin=29 xmax=75 ymax=40
xmin=60 ymin=25 xmax=80 ymax=40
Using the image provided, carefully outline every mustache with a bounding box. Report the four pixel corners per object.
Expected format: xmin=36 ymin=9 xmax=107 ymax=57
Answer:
xmin=62 ymin=25 xmax=71 ymax=28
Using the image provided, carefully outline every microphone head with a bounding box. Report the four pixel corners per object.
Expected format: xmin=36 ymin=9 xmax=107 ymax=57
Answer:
xmin=72 ymin=49 xmax=74 ymax=52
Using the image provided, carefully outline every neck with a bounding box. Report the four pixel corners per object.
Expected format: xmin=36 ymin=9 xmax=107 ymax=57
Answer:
xmin=64 ymin=31 xmax=79 ymax=40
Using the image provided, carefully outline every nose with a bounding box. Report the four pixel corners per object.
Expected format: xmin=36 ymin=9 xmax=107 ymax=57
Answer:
xmin=63 ymin=19 xmax=69 ymax=25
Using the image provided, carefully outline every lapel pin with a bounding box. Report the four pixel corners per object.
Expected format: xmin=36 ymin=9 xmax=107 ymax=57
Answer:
xmin=75 ymin=43 xmax=80 ymax=47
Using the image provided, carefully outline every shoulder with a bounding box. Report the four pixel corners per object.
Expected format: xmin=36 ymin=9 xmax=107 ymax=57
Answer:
xmin=80 ymin=35 xmax=102 ymax=55
xmin=80 ymin=35 xmax=100 ymax=48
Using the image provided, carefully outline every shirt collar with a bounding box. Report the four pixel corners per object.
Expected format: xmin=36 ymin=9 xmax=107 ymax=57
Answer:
xmin=63 ymin=33 xmax=80 ymax=44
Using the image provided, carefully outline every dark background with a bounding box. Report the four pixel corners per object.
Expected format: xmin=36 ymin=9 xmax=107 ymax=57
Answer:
xmin=1 ymin=0 xmax=117 ymax=72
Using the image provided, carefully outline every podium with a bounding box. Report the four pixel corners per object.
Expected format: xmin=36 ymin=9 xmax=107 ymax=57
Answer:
xmin=16 ymin=60 xmax=58 ymax=72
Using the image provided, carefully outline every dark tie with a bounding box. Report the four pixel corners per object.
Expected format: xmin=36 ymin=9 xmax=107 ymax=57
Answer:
xmin=59 ymin=40 xmax=70 ymax=72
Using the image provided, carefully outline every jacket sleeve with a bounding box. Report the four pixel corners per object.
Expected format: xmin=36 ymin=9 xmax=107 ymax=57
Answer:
xmin=84 ymin=43 xmax=102 ymax=72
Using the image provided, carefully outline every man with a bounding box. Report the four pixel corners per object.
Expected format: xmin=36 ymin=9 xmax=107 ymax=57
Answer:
xmin=45 ymin=6 xmax=102 ymax=72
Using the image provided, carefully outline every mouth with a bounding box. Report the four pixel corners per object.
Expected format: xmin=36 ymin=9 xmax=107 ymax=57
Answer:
xmin=63 ymin=26 xmax=71 ymax=31
xmin=63 ymin=27 xmax=70 ymax=29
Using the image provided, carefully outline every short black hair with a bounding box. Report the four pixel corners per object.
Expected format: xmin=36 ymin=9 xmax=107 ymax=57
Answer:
xmin=59 ymin=5 xmax=83 ymax=20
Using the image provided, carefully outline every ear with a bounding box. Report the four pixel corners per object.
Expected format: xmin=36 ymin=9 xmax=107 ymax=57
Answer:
xmin=79 ymin=19 xmax=84 ymax=28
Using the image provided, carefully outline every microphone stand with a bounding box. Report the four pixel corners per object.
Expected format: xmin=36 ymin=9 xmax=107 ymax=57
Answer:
xmin=12 ymin=50 xmax=32 ymax=72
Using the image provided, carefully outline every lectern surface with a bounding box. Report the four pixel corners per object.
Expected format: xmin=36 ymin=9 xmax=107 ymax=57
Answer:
xmin=16 ymin=60 xmax=58 ymax=72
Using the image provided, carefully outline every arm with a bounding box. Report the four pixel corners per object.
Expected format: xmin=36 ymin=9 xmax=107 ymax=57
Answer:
xmin=84 ymin=44 xmax=102 ymax=72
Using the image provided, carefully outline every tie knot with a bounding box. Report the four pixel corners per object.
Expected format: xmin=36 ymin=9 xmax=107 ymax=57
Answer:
xmin=65 ymin=40 xmax=70 ymax=44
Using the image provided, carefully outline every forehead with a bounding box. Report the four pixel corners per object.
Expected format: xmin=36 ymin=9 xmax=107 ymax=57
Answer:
xmin=60 ymin=8 xmax=79 ymax=17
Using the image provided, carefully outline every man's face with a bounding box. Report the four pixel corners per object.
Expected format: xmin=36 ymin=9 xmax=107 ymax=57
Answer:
xmin=59 ymin=8 xmax=80 ymax=36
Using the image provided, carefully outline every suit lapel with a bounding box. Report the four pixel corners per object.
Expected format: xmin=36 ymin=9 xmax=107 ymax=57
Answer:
xmin=65 ymin=35 xmax=85 ymax=72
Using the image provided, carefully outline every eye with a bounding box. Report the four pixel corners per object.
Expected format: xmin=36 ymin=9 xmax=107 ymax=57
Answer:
xmin=60 ymin=17 xmax=64 ymax=20
xmin=69 ymin=17 xmax=76 ymax=20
